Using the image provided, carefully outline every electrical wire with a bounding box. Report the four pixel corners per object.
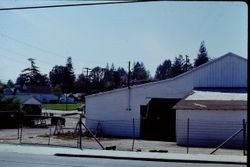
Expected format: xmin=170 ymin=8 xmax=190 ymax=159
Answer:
xmin=0 ymin=0 xmax=155 ymax=11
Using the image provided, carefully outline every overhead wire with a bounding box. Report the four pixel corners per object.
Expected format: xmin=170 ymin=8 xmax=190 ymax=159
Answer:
xmin=0 ymin=0 xmax=156 ymax=11
xmin=0 ymin=45 xmax=58 ymax=68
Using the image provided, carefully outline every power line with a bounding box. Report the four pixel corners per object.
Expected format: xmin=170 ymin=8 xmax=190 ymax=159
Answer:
xmin=0 ymin=32 xmax=64 ymax=59
xmin=0 ymin=45 xmax=58 ymax=67
xmin=0 ymin=0 xmax=153 ymax=11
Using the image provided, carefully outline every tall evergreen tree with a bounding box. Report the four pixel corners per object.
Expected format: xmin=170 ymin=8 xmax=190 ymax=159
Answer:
xmin=131 ymin=62 xmax=150 ymax=83
xmin=183 ymin=55 xmax=193 ymax=72
xmin=170 ymin=55 xmax=186 ymax=77
xmin=155 ymin=59 xmax=172 ymax=80
xmin=194 ymin=41 xmax=209 ymax=67
xmin=113 ymin=67 xmax=127 ymax=88
xmin=16 ymin=58 xmax=49 ymax=87
xmin=49 ymin=57 xmax=75 ymax=93
xmin=64 ymin=57 xmax=75 ymax=93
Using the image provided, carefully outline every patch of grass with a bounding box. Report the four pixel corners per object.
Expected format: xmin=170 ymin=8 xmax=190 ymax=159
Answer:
xmin=37 ymin=133 xmax=50 ymax=138
xmin=55 ymin=132 xmax=78 ymax=140
xmin=42 ymin=102 xmax=83 ymax=111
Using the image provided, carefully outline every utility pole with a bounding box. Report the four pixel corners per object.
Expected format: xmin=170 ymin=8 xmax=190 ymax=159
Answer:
xmin=82 ymin=67 xmax=92 ymax=77
xmin=128 ymin=61 xmax=131 ymax=89
xmin=82 ymin=67 xmax=92 ymax=94
xmin=185 ymin=55 xmax=189 ymax=72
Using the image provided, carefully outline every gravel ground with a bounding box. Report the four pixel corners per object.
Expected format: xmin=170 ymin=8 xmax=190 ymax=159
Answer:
xmin=0 ymin=114 xmax=245 ymax=156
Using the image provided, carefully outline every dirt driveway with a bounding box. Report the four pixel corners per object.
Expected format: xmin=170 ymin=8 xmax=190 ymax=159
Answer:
xmin=0 ymin=113 xmax=245 ymax=156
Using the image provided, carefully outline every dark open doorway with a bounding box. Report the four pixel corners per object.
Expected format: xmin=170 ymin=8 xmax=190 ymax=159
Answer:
xmin=140 ymin=98 xmax=180 ymax=141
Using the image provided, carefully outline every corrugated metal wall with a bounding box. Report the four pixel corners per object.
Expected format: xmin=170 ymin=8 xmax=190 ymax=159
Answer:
xmin=176 ymin=110 xmax=247 ymax=148
xmin=193 ymin=53 xmax=247 ymax=87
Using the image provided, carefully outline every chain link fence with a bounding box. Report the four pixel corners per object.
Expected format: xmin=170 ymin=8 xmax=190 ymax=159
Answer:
xmin=0 ymin=114 xmax=247 ymax=155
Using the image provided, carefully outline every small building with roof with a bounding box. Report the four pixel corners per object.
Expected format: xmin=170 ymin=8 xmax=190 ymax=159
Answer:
xmin=18 ymin=85 xmax=58 ymax=103
xmin=174 ymin=88 xmax=247 ymax=148
xmin=3 ymin=95 xmax=42 ymax=115
xmin=0 ymin=95 xmax=42 ymax=128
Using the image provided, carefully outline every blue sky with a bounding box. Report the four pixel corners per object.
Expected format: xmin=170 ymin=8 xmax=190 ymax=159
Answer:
xmin=0 ymin=1 xmax=248 ymax=82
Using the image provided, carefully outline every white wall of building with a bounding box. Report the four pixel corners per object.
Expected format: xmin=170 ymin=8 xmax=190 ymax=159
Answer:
xmin=176 ymin=110 xmax=247 ymax=148
xmin=85 ymin=53 xmax=247 ymax=137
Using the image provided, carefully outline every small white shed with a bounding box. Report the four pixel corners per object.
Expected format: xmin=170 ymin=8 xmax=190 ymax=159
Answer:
xmin=85 ymin=52 xmax=247 ymax=140
xmin=174 ymin=89 xmax=247 ymax=148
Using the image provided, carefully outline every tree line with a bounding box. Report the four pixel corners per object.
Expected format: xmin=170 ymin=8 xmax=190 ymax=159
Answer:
xmin=1 ymin=41 xmax=210 ymax=96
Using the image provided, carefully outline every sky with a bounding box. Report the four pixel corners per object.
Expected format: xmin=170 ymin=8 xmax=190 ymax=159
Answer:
xmin=0 ymin=1 xmax=248 ymax=82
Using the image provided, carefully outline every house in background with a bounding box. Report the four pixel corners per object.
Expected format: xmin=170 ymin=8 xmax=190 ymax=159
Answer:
xmin=0 ymin=95 xmax=42 ymax=128
xmin=174 ymin=88 xmax=247 ymax=148
xmin=3 ymin=95 xmax=42 ymax=115
xmin=85 ymin=52 xmax=247 ymax=146
xmin=18 ymin=85 xmax=58 ymax=103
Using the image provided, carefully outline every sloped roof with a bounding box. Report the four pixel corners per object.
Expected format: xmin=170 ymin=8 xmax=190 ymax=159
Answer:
xmin=174 ymin=100 xmax=247 ymax=110
xmin=173 ymin=88 xmax=247 ymax=110
xmin=3 ymin=95 xmax=41 ymax=105
xmin=23 ymin=85 xmax=52 ymax=94
xmin=87 ymin=52 xmax=247 ymax=98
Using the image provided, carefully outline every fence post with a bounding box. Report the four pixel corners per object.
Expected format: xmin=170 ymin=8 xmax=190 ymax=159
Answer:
xmin=132 ymin=118 xmax=135 ymax=151
xmin=48 ymin=126 xmax=51 ymax=145
xmin=17 ymin=112 xmax=20 ymax=139
xmin=79 ymin=113 xmax=83 ymax=149
xmin=187 ymin=118 xmax=190 ymax=154
xmin=19 ymin=121 xmax=23 ymax=144
xmin=243 ymin=119 xmax=246 ymax=156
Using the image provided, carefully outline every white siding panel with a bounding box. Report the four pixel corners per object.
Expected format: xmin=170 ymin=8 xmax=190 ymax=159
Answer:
xmin=85 ymin=76 xmax=193 ymax=137
xmin=176 ymin=110 xmax=247 ymax=148
xmin=193 ymin=55 xmax=247 ymax=87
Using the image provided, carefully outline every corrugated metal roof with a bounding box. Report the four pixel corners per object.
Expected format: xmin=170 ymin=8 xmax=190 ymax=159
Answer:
xmin=174 ymin=100 xmax=247 ymax=110
xmin=186 ymin=89 xmax=247 ymax=101
xmin=174 ymin=88 xmax=247 ymax=110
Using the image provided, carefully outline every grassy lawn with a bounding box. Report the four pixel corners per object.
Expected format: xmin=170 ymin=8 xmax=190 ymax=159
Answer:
xmin=42 ymin=102 xmax=83 ymax=111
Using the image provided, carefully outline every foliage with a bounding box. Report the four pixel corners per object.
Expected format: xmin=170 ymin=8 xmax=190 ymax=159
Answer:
xmin=49 ymin=57 xmax=75 ymax=93
xmin=131 ymin=62 xmax=150 ymax=84
xmin=16 ymin=58 xmax=50 ymax=87
xmin=52 ymin=85 xmax=63 ymax=99
xmin=74 ymin=74 xmax=90 ymax=93
xmin=0 ymin=97 xmax=20 ymax=111
xmin=194 ymin=41 xmax=209 ymax=67
xmin=64 ymin=57 xmax=76 ymax=93
xmin=155 ymin=59 xmax=172 ymax=80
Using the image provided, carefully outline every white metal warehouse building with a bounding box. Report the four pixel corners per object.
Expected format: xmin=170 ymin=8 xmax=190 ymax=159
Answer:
xmin=85 ymin=52 xmax=247 ymax=146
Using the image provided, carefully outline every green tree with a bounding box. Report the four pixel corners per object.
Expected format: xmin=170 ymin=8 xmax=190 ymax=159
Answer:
xmin=52 ymin=84 xmax=63 ymax=100
xmin=113 ymin=67 xmax=127 ymax=88
xmin=64 ymin=57 xmax=75 ymax=93
xmin=170 ymin=55 xmax=186 ymax=77
xmin=131 ymin=62 xmax=150 ymax=83
xmin=49 ymin=57 xmax=75 ymax=93
xmin=74 ymin=73 xmax=90 ymax=94
xmin=183 ymin=55 xmax=193 ymax=72
xmin=194 ymin=41 xmax=209 ymax=67
xmin=155 ymin=59 xmax=172 ymax=80
xmin=89 ymin=66 xmax=105 ymax=92
xmin=49 ymin=65 xmax=65 ymax=88
xmin=103 ymin=63 xmax=114 ymax=90
xmin=0 ymin=97 xmax=20 ymax=111
xmin=16 ymin=58 xmax=49 ymax=87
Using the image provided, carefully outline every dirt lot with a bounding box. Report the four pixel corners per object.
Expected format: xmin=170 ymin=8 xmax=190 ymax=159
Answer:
xmin=0 ymin=114 xmax=245 ymax=156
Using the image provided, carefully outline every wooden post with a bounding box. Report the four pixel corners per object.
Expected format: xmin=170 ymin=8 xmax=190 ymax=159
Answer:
xmin=79 ymin=113 xmax=82 ymax=149
xmin=187 ymin=118 xmax=190 ymax=154
xmin=243 ymin=119 xmax=246 ymax=156
xmin=48 ymin=126 xmax=51 ymax=145
xmin=132 ymin=118 xmax=135 ymax=151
